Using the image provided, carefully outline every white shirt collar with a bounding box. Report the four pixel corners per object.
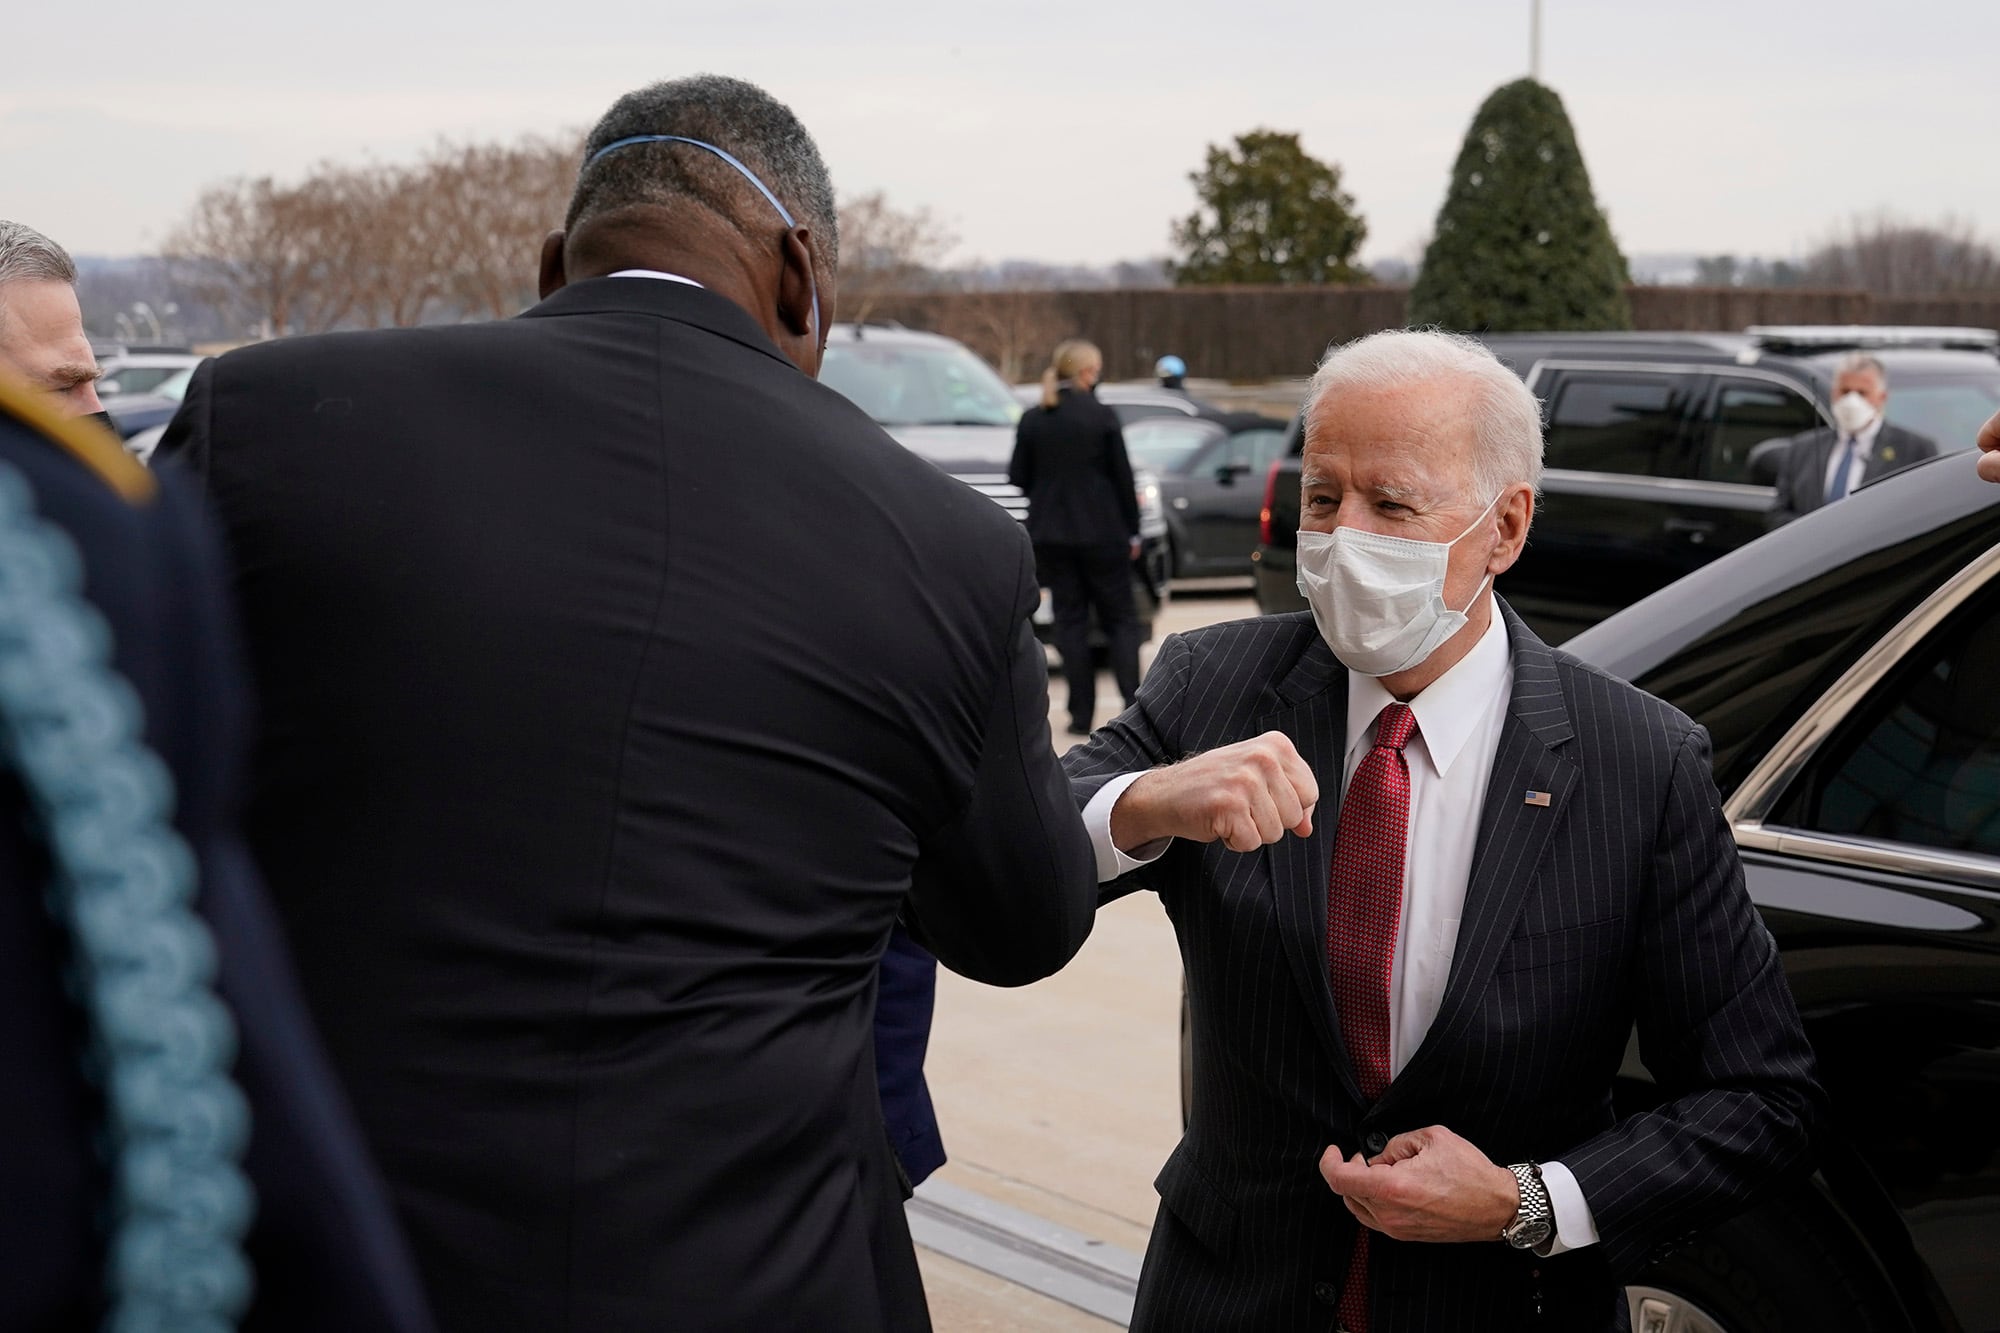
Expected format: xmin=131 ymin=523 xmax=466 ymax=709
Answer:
xmin=1345 ymin=602 xmax=1512 ymax=779
xmin=606 ymin=269 xmax=705 ymax=288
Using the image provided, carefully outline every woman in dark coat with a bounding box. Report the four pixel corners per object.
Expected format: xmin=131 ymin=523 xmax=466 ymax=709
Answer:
xmin=1008 ymin=339 xmax=1142 ymax=735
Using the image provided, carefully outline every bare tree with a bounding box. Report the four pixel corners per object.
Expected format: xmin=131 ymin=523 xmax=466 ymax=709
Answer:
xmin=1802 ymin=214 xmax=2000 ymax=294
xmin=165 ymin=172 xmax=362 ymax=337
xmin=836 ymin=191 xmax=956 ymax=324
xmin=931 ymin=285 xmax=1074 ymax=382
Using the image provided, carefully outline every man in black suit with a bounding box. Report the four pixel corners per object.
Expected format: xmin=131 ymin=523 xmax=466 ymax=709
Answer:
xmin=0 ymin=375 xmax=432 ymax=1333
xmin=158 ymin=75 xmax=1096 ymax=1333
xmin=1770 ymin=352 xmax=1937 ymax=525
xmin=1065 ymin=330 xmax=1821 ymax=1331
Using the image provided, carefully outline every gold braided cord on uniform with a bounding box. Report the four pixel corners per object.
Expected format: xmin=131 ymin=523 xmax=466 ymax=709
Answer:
xmin=0 ymin=370 xmax=155 ymax=505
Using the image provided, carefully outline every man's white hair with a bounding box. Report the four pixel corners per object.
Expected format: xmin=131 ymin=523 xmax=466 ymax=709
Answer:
xmin=1304 ymin=328 xmax=1545 ymax=501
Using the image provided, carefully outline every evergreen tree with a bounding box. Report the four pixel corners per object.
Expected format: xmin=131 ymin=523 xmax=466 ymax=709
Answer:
xmin=1410 ymin=80 xmax=1630 ymax=331
xmin=1171 ymin=131 xmax=1368 ymax=286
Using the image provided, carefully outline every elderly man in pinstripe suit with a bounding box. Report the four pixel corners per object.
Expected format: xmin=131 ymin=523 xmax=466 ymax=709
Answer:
xmin=1064 ymin=329 xmax=1822 ymax=1332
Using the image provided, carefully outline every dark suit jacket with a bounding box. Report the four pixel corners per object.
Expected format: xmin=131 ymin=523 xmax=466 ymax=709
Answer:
xmin=1009 ymin=386 xmax=1141 ymax=547
xmin=0 ymin=399 xmax=432 ymax=1333
xmin=1770 ymin=421 xmax=1937 ymax=524
xmin=1063 ymin=602 xmax=1820 ymax=1332
xmin=156 ymin=276 xmax=1097 ymax=1333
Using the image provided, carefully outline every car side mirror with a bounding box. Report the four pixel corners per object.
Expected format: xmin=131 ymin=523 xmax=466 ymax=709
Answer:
xmin=1746 ymin=436 xmax=1790 ymax=487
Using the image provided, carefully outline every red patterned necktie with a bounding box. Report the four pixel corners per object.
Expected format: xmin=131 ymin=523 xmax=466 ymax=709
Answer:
xmin=1328 ymin=701 xmax=1416 ymax=1333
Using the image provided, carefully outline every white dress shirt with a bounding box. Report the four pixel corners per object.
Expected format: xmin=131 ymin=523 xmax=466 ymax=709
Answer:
xmin=607 ymin=269 xmax=705 ymax=288
xmin=1822 ymin=416 xmax=1883 ymax=499
xmin=1083 ymin=605 xmax=1600 ymax=1254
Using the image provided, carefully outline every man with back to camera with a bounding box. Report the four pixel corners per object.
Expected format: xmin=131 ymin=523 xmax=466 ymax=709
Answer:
xmin=1063 ymin=329 xmax=1822 ymax=1330
xmin=1770 ymin=350 xmax=1938 ymax=524
xmin=157 ymin=75 xmax=1097 ymax=1332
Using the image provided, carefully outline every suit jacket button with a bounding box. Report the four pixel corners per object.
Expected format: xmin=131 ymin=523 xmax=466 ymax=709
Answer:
xmin=1314 ymin=1282 xmax=1340 ymax=1305
xmin=1363 ymin=1131 xmax=1389 ymax=1156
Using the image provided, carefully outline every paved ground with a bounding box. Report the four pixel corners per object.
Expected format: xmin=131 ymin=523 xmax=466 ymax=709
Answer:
xmin=917 ymin=586 xmax=1258 ymax=1329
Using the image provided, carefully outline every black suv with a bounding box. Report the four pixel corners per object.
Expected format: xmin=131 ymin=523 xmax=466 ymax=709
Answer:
xmin=1255 ymin=327 xmax=2000 ymax=642
xmin=819 ymin=324 xmax=1171 ymax=641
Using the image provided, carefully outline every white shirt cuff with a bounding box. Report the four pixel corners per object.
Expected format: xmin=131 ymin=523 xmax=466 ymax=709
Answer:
xmin=1535 ymin=1160 xmax=1600 ymax=1255
xmin=1082 ymin=771 xmax=1173 ymax=883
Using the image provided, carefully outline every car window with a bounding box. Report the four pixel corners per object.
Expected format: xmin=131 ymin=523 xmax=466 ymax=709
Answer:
xmin=818 ymin=342 xmax=1020 ymax=428
xmin=1122 ymin=418 xmax=1224 ymax=473
xmin=1775 ymin=579 xmax=2000 ymax=858
xmin=1222 ymin=428 xmax=1287 ymax=472
xmin=1884 ymin=377 xmax=2000 ymax=457
xmin=1705 ymin=379 xmax=1818 ymax=484
xmin=106 ymin=366 xmax=181 ymax=396
xmin=1544 ymin=373 xmax=1689 ymax=477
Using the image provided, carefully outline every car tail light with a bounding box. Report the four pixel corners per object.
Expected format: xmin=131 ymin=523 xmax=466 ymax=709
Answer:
xmin=1258 ymin=458 xmax=1282 ymax=547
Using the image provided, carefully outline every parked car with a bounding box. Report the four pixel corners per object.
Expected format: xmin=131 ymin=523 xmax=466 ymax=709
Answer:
xmin=1120 ymin=411 xmax=1288 ymax=578
xmin=1254 ymin=326 xmax=2000 ymax=641
xmin=102 ymin=363 xmax=200 ymax=441
xmin=95 ymin=351 xmax=202 ymax=398
xmin=819 ymin=324 xmax=1170 ymax=642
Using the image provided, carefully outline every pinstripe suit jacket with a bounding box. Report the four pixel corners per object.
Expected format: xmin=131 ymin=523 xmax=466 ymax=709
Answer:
xmin=1065 ymin=602 xmax=1820 ymax=1332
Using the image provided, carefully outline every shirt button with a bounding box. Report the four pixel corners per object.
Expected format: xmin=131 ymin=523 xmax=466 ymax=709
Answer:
xmin=1313 ymin=1282 xmax=1340 ymax=1305
xmin=1363 ymin=1130 xmax=1389 ymax=1156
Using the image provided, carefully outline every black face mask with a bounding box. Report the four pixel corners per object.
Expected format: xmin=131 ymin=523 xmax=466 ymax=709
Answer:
xmin=81 ymin=410 xmax=116 ymax=438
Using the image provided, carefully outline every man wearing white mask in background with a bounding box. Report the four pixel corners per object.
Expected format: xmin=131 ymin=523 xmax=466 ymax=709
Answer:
xmin=1061 ymin=329 xmax=1821 ymax=1332
xmin=1770 ymin=351 xmax=1937 ymax=525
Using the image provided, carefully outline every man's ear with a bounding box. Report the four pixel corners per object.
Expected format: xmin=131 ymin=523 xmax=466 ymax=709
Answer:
xmin=777 ymin=227 xmax=817 ymax=339
xmin=538 ymin=230 xmax=568 ymax=300
xmin=1490 ymin=484 xmax=1535 ymax=574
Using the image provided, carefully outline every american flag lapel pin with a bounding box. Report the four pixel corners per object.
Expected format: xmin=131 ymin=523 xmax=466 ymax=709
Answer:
xmin=1524 ymin=790 xmax=1553 ymax=807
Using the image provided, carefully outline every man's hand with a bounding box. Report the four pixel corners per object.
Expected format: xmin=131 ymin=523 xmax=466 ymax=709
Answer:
xmin=1978 ymin=408 xmax=2000 ymax=484
xmin=1109 ymin=731 xmax=1317 ymax=854
xmin=1318 ymin=1126 xmax=1519 ymax=1244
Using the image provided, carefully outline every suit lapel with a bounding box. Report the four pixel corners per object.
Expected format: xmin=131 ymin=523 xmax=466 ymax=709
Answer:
xmin=1376 ymin=602 xmax=1579 ymax=1117
xmin=1255 ymin=637 xmax=1365 ymax=1104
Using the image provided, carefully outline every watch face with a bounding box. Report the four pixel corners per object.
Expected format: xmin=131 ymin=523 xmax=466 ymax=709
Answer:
xmin=1507 ymin=1217 xmax=1553 ymax=1249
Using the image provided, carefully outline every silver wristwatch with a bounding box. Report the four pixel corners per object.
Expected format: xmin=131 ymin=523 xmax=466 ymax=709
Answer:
xmin=1501 ymin=1162 xmax=1553 ymax=1250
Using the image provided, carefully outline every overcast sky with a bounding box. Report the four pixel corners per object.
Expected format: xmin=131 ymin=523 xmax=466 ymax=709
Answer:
xmin=8 ymin=0 xmax=1997 ymax=268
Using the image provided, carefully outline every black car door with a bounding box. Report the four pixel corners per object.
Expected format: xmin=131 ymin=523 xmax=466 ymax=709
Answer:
xmin=1183 ymin=425 xmax=1287 ymax=574
xmin=1729 ymin=556 xmax=2000 ymax=1333
xmin=1683 ymin=371 xmax=1825 ymax=558
xmin=1501 ymin=365 xmax=1700 ymax=643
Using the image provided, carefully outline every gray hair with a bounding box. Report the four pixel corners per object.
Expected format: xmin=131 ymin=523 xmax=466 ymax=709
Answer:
xmin=1304 ymin=328 xmax=1544 ymax=501
xmin=0 ymin=221 xmax=78 ymax=332
xmin=566 ymin=75 xmax=838 ymax=271
xmin=1832 ymin=351 xmax=1888 ymax=389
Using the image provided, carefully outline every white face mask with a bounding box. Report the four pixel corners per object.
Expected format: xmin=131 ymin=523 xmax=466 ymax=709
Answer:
xmin=1831 ymin=392 xmax=1878 ymax=437
xmin=1294 ymin=492 xmax=1502 ymax=677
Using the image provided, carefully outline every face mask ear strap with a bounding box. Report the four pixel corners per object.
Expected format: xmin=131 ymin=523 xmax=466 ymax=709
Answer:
xmin=587 ymin=133 xmax=819 ymax=343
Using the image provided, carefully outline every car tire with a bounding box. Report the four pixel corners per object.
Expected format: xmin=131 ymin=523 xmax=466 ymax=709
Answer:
xmin=1625 ymin=1191 xmax=1909 ymax=1333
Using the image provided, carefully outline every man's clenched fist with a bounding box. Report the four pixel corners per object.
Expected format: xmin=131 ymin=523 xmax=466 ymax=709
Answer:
xmin=1978 ymin=408 xmax=1999 ymax=484
xmin=1110 ymin=731 xmax=1319 ymax=854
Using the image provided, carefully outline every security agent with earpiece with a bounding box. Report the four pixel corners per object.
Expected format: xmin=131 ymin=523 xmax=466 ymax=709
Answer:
xmin=1769 ymin=350 xmax=1938 ymax=525
xmin=0 ymin=378 xmax=433 ymax=1332
xmin=156 ymin=75 xmax=1097 ymax=1333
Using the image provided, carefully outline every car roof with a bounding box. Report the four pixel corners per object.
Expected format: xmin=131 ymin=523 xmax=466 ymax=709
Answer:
xmin=1480 ymin=329 xmax=2000 ymax=385
xmin=823 ymin=322 xmax=967 ymax=349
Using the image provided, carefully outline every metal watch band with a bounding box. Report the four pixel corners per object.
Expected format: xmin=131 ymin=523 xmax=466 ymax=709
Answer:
xmin=1502 ymin=1162 xmax=1553 ymax=1248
